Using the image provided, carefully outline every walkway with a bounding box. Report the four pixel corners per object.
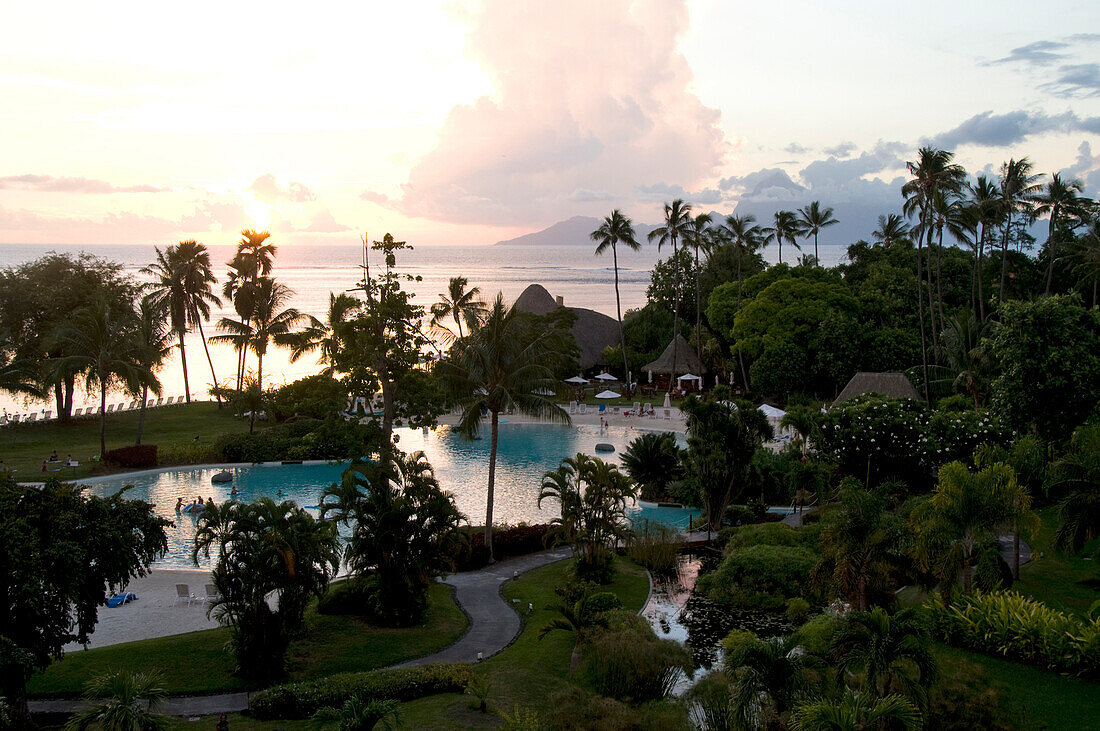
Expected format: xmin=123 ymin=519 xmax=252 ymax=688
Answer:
xmin=28 ymin=548 xmax=574 ymax=718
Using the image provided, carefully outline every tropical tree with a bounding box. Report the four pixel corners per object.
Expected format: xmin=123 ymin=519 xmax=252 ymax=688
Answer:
xmin=286 ymin=292 xmax=361 ymax=374
xmin=223 ymin=230 xmax=277 ymax=392
xmin=964 ymin=175 xmax=1003 ymax=322
xmin=132 ymin=297 xmax=172 ymax=446
xmin=1047 ymin=423 xmax=1100 ymax=554
xmin=620 ymin=431 xmax=683 ymax=501
xmin=64 ymin=670 xmax=168 ymax=731
xmin=0 ymin=357 xmax=43 ymax=400
xmin=870 ymin=214 xmax=909 ymax=247
xmin=538 ymin=453 xmax=637 ymax=581
xmin=762 ymin=209 xmax=802 ymax=265
xmin=780 ymin=404 xmax=820 ymax=457
xmin=429 ymin=276 xmax=486 ymax=344
xmin=437 ymin=295 xmax=571 ymax=560
xmin=814 ymin=488 xmax=901 ymax=611
xmin=798 ymin=201 xmax=839 ymax=262
xmin=647 ymin=199 xmax=693 ymax=390
xmin=832 ymin=607 xmax=937 ymax=709
xmin=212 ymin=278 xmax=302 ymax=392
xmin=721 ymin=214 xmax=764 ymax=306
xmin=191 ymin=500 xmax=241 ymax=564
xmin=995 ymin=157 xmax=1043 ymax=299
xmin=791 ymin=688 xmax=921 ymax=731
xmin=537 ymin=594 xmax=610 ymax=672
xmin=724 ymin=632 xmax=817 ymax=727
xmin=310 ymin=697 xmax=401 ymax=731
xmin=1034 ymin=173 xmax=1091 ymax=293
xmin=591 ymin=210 xmax=641 ymax=387
xmin=51 ymin=297 xmax=153 ymax=458
xmin=931 ymin=312 xmax=993 ymax=407
xmin=1070 ymin=217 xmax=1100 ymax=306
xmin=685 ymin=212 xmax=714 ymax=359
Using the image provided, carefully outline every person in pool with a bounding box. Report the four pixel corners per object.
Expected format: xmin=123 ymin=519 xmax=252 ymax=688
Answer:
xmin=230 ymin=485 xmax=239 ymax=496
xmin=207 ymin=496 xmax=216 ymax=507
xmin=276 ymin=489 xmax=283 ymax=497
xmin=175 ymin=497 xmax=184 ymax=512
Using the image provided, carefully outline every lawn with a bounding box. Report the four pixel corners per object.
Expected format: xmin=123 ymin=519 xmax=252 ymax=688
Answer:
xmin=1014 ymin=507 xmax=1100 ymax=616
xmin=1 ymin=401 xmax=267 ymax=479
xmin=28 ymin=582 xmax=467 ymax=697
xmin=395 ymin=555 xmax=650 ymax=730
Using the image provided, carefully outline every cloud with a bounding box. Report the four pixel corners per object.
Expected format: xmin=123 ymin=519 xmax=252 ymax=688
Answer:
xmin=1060 ymin=140 xmax=1100 ymax=193
xmin=986 ymin=40 xmax=1070 ymax=67
xmin=1040 ymin=63 xmax=1100 ymax=98
xmin=923 ymin=109 xmax=1100 ymax=149
xmin=985 ymin=35 xmax=1100 ymax=98
xmin=378 ymin=0 xmax=727 ymax=226
xmin=0 ymin=174 xmax=165 ymax=193
xmin=784 ymin=142 xmax=810 ymax=154
xmin=635 ymin=182 xmax=726 ymax=205
xmin=798 ymin=141 xmax=906 ymax=190
xmin=248 ymin=173 xmax=316 ymax=203
xmin=822 ymin=141 xmax=857 ymax=158
xmin=718 ymin=168 xmax=806 ymax=201
xmin=296 ymin=209 xmax=351 ymax=233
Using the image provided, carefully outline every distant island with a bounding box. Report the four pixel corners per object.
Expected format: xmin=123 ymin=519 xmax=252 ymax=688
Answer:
xmin=494 ymin=215 xmax=659 ymax=246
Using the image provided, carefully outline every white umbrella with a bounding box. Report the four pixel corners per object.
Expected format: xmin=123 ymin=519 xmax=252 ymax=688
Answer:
xmin=564 ymin=376 xmax=589 ymax=384
xmin=595 ymin=389 xmax=620 ymax=399
xmin=677 ymin=373 xmax=701 ymax=381
xmin=663 ymin=392 xmax=671 ymax=408
xmin=595 ymin=372 xmax=618 ymax=381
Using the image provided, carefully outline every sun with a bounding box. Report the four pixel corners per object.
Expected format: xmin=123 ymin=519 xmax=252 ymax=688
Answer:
xmin=242 ymin=194 xmax=272 ymax=229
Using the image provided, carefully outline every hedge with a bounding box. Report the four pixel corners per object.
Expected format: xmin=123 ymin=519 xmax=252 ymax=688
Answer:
xmin=455 ymin=524 xmax=553 ymax=571
xmin=248 ymin=663 xmax=475 ymax=719
xmin=104 ymin=444 xmax=157 ymax=468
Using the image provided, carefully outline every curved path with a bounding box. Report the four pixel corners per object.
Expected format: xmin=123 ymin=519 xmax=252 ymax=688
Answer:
xmin=28 ymin=548 xmax=573 ymax=718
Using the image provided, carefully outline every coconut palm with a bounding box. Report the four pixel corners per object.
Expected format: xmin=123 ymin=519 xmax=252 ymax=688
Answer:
xmin=1048 ymin=423 xmax=1100 ymax=554
xmin=762 ymin=209 xmax=802 ymax=265
xmin=429 ymin=276 xmax=486 ymax=344
xmin=722 ymin=214 xmax=764 ymax=306
xmin=591 ymin=211 xmax=641 ymax=388
xmin=52 ymin=297 xmax=152 ymax=459
xmin=870 ymin=214 xmax=909 ymax=247
xmin=437 ymin=295 xmax=571 ymax=560
xmin=286 ymin=292 xmax=361 ymax=374
xmin=685 ymin=212 xmax=714 ymax=360
xmin=798 ymin=201 xmax=839 ymax=263
xmin=780 ymin=405 xmax=819 ymax=457
xmin=964 ymin=175 xmax=1003 ymax=323
xmin=995 ymin=157 xmax=1043 ymax=299
xmin=212 ymin=278 xmax=302 ymax=392
xmin=621 ymin=431 xmax=682 ymax=501
xmin=791 ymin=688 xmax=921 ymax=731
xmin=813 ymin=488 xmax=898 ymax=611
xmin=0 ymin=357 xmax=43 ymax=400
xmin=930 ymin=312 xmax=993 ymax=407
xmin=832 ymin=607 xmax=937 ymax=708
xmin=192 ymin=500 xmax=241 ymax=564
xmin=132 ymin=297 xmax=172 ymax=446
xmin=64 ymin=670 xmax=168 ymax=731
xmin=223 ymin=230 xmax=277 ymax=392
xmin=647 ymin=199 xmax=693 ymax=391
xmin=1070 ymin=217 xmax=1100 ymax=306
xmin=1034 ymin=173 xmax=1091 ymax=293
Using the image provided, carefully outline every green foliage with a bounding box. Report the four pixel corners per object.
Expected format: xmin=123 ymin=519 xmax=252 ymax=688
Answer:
xmin=732 ymin=277 xmax=859 ymax=359
xmin=64 ymin=670 xmax=168 ymax=731
xmin=794 ymin=612 xmax=844 ymax=658
xmin=547 ymin=687 xmax=690 ymax=730
xmin=791 ymin=687 xmax=921 ymax=731
xmin=310 ymin=696 xmax=400 ymax=731
xmin=248 ymin=663 xmax=475 ymax=719
xmin=620 ymin=431 xmax=683 ymax=501
xmin=316 ymin=578 xmax=375 ymax=616
xmin=625 ymin=523 xmax=684 ymax=580
xmin=580 ymin=612 xmax=692 ymax=704
xmin=988 ymin=294 xmax=1100 ymax=443
xmin=786 ymin=597 xmax=812 ymax=624
xmin=926 ymin=590 xmax=1100 ymax=676
xmin=831 ymin=607 xmax=937 ymax=710
xmin=269 ymin=373 xmax=348 ymax=420
xmin=724 ymin=521 xmax=805 ymax=549
xmin=698 ymin=543 xmax=818 ymax=609
xmin=748 ymin=339 xmax=808 ymax=399
xmin=0 ymin=476 xmax=168 ymax=721
xmin=1047 ymin=423 xmax=1100 ymax=552
xmin=214 ymin=417 xmax=381 ymax=463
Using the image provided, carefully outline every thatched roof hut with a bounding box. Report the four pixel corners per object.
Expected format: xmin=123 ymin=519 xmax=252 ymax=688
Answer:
xmin=643 ymin=334 xmax=704 ymax=376
xmin=833 ymin=372 xmax=922 ymax=405
xmin=513 ymin=284 xmax=619 ymax=369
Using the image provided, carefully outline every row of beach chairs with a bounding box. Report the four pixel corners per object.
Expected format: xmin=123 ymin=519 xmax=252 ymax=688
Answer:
xmin=567 ymin=401 xmax=679 ymax=420
xmin=176 ymin=583 xmax=220 ymax=607
xmin=2 ymin=396 xmax=191 ymax=426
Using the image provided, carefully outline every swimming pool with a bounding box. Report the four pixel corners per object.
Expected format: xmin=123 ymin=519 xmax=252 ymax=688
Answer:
xmin=81 ymin=423 xmax=696 ymax=569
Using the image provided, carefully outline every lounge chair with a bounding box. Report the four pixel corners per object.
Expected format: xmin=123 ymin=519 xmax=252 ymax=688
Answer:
xmin=107 ymin=404 xmax=115 ymax=413
xmin=611 ymin=406 xmax=620 ymax=415
xmin=632 ymin=402 xmax=641 ymax=415
xmin=598 ymin=404 xmax=606 ymax=415
xmin=578 ymin=404 xmax=587 ymax=415
xmin=201 ymin=584 xmax=220 ymax=606
xmin=569 ymin=401 xmax=577 ymax=415
xmin=24 ymin=413 xmax=36 ymax=423
xmin=662 ymin=408 xmax=672 ymax=420
xmin=642 ymin=402 xmax=653 ymax=417
xmin=43 ymin=410 xmax=51 ymax=420
xmin=166 ymin=396 xmax=174 ymax=405
xmin=175 ymin=584 xmax=195 ymax=606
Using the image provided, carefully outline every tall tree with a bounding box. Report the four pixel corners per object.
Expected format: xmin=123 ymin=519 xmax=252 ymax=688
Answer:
xmin=797 ymin=201 xmax=839 ymax=263
xmin=429 ymin=276 xmax=486 ymax=344
xmin=721 ymin=214 xmax=763 ymax=388
xmin=591 ymin=210 xmax=641 ymax=389
xmin=647 ymin=199 xmax=693 ymax=392
xmin=1070 ymin=217 xmax=1100 ymax=306
xmin=223 ymin=230 xmax=277 ymax=393
xmin=964 ymin=175 xmax=1003 ymax=323
xmin=438 ymin=295 xmax=571 ymax=560
xmin=212 ymin=278 xmax=302 ymax=393
xmin=685 ymin=212 xmax=714 ymax=364
xmin=813 ymin=487 xmax=900 ymax=611
xmin=286 ymin=292 xmax=361 ymax=375
xmin=871 ymin=214 xmax=909 ymax=247
xmin=762 ymin=209 xmax=802 ymax=266
xmin=995 ymin=157 xmax=1042 ymax=300
xmin=832 ymin=607 xmax=937 ymax=709
xmin=52 ymin=297 xmax=153 ymax=458
xmin=132 ymin=297 xmax=172 ymax=446
xmin=1034 ymin=173 xmax=1090 ymax=294
xmin=1047 ymin=423 xmax=1100 ymax=554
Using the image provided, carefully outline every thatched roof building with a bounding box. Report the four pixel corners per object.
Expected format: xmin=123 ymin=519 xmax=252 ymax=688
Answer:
xmin=833 ymin=372 xmax=922 ymax=405
xmin=513 ymin=284 xmax=619 ymax=369
xmin=643 ymin=334 xmax=704 ymax=376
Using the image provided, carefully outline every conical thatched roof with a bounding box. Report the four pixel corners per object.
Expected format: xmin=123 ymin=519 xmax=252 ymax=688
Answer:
xmin=513 ymin=284 xmax=619 ymax=369
xmin=643 ymin=334 xmax=704 ymax=375
xmin=833 ymin=372 xmax=922 ymax=404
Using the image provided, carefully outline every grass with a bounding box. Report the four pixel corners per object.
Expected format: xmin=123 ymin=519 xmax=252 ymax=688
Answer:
xmin=1 ymin=401 xmax=268 ymax=479
xmin=1014 ymin=507 xmax=1100 ymax=616
xmin=933 ymin=642 xmax=1100 ymax=731
xmin=28 ymin=582 xmax=467 ymax=697
xmin=395 ymin=555 xmax=650 ymax=730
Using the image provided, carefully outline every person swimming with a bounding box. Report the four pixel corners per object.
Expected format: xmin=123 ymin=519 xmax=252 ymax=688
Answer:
xmin=230 ymin=486 xmax=239 ymax=496
xmin=175 ymin=497 xmax=183 ymax=512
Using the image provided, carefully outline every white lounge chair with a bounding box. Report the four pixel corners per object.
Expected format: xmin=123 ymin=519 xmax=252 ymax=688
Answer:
xmin=201 ymin=584 xmax=220 ymax=606
xmin=578 ymin=403 xmax=587 ymax=415
xmin=24 ymin=413 xmax=36 ymax=423
xmin=107 ymin=404 xmax=115 ymax=413
xmin=165 ymin=397 xmax=175 ymax=405
xmin=632 ymin=401 xmax=641 ymax=415
xmin=42 ymin=410 xmax=51 ymax=420
xmin=569 ymin=401 xmax=577 ymax=415
xmin=175 ymin=584 xmax=195 ymax=606
xmin=642 ymin=402 xmax=653 ymax=417
xmin=662 ymin=408 xmax=672 ymax=420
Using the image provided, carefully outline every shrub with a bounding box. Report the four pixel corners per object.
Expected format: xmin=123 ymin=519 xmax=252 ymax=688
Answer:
xmin=793 ymin=612 xmax=843 ymax=658
xmin=156 ymin=442 xmax=220 ymax=465
xmin=548 ymin=687 xmax=690 ymax=730
xmin=269 ymin=374 xmax=347 ymax=421
xmin=785 ymin=597 xmax=811 ymax=625
xmin=926 ymin=591 xmax=1100 ymax=676
xmin=454 ymin=524 xmax=553 ymax=571
xmin=103 ymin=444 xmax=157 ymax=468
xmin=248 ymin=663 xmax=475 ymax=719
xmin=697 ymin=544 xmax=818 ymax=610
xmin=723 ymin=521 xmax=803 ymax=549
xmin=626 ymin=524 xmax=683 ymax=579
xmin=316 ymin=578 xmax=375 ymax=616
xmin=580 ymin=613 xmax=692 ymax=704
xmin=214 ymin=418 xmax=381 ymax=463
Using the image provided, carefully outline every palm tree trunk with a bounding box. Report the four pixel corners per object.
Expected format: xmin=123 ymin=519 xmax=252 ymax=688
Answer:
xmin=925 ymin=226 xmax=940 ymax=354
xmin=257 ymin=351 xmax=263 ymax=393
xmin=694 ymin=245 xmax=702 ymax=364
xmin=136 ymin=384 xmax=148 ymax=445
xmin=669 ymin=237 xmax=680 ymax=394
xmin=999 ymin=214 xmax=1012 ymax=303
xmin=814 ymin=231 xmax=819 ymax=262
xmin=915 ymin=227 xmax=932 ymax=403
xmin=613 ymin=245 xmax=629 ymax=393
xmin=1044 ymin=211 xmax=1058 ymax=295
xmin=99 ymin=382 xmax=107 ymax=459
xmin=178 ymin=330 xmax=191 ymax=403
xmin=778 ymin=237 xmax=783 ymax=265
xmin=486 ymin=410 xmax=500 ymax=562
xmin=977 ymin=225 xmax=986 ymax=323
xmin=936 ymin=225 xmax=947 ymax=330
xmin=569 ymin=643 xmax=582 ymax=673
xmin=1013 ymin=524 xmax=1021 ymax=581
xmin=196 ymin=317 xmax=221 ymax=406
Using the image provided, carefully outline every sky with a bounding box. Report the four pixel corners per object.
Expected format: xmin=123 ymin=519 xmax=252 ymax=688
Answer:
xmin=1 ymin=0 xmax=1099 ymax=247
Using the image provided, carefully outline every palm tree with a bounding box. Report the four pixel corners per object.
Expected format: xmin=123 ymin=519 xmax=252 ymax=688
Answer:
xmin=762 ymin=209 xmax=802 ymax=265
xmin=223 ymin=230 xmax=277 ymax=392
xmin=52 ymin=297 xmax=152 ymax=459
xmin=780 ymin=405 xmax=819 ymax=457
xmin=311 ymin=697 xmax=401 ymax=731
xmin=212 ymin=278 xmax=302 ymax=392
xmin=832 ymin=607 xmax=937 ymax=709
xmin=286 ymin=292 xmax=361 ymax=374
xmin=964 ymin=176 xmax=1003 ymax=323
xmin=429 ymin=276 xmax=486 ymax=344
xmin=798 ymin=201 xmax=839 ymax=263
xmin=870 ymin=214 xmax=909 ymax=247
xmin=647 ymin=199 xmax=693 ymax=391
xmin=64 ymin=670 xmax=168 ymax=731
xmin=620 ymin=431 xmax=682 ymax=501
xmin=1048 ymin=423 xmax=1100 ymax=554
xmin=132 ymin=297 xmax=172 ymax=446
xmin=931 ymin=312 xmax=993 ymax=407
xmin=725 ymin=633 xmax=816 ymax=727
xmin=813 ymin=488 xmax=898 ymax=611
xmin=0 ymin=357 xmax=43 ymax=400
xmin=1070 ymin=217 xmax=1100 ymax=306
xmin=192 ymin=500 xmax=241 ymax=564
xmin=1035 ymin=173 xmax=1090 ymax=294
xmin=722 ymin=214 xmax=763 ymax=306
xmin=591 ymin=211 xmax=640 ymax=388
xmin=791 ymin=688 xmax=921 ymax=731
xmin=437 ymin=295 xmax=571 ymax=560
xmin=685 ymin=212 xmax=714 ymax=361
xmin=538 ymin=594 xmax=610 ymax=672
xmin=996 ymin=158 xmax=1043 ymax=300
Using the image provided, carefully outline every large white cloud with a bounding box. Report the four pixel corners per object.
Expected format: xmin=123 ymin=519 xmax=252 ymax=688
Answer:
xmin=378 ymin=0 xmax=727 ymax=226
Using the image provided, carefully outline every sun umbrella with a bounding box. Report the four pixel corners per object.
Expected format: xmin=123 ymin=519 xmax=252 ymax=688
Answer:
xmin=677 ymin=373 xmax=701 ymax=381
xmin=663 ymin=393 xmax=671 ymax=408
xmin=595 ymin=372 xmax=618 ymax=381
xmin=595 ymin=389 xmax=620 ymax=399
xmin=564 ymin=376 xmax=589 ymax=384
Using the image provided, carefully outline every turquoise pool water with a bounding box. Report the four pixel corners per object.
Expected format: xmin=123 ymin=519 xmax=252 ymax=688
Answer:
xmin=81 ymin=423 xmax=695 ymax=569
